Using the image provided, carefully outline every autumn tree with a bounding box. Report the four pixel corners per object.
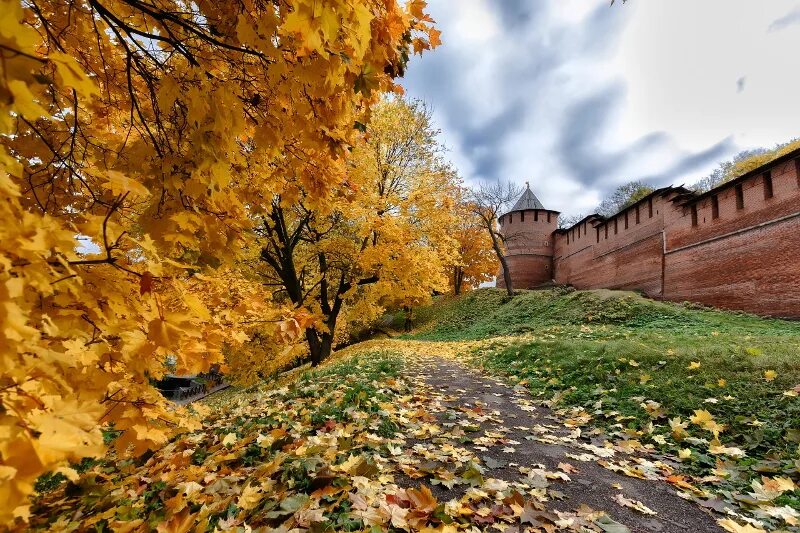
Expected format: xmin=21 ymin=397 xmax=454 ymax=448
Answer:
xmin=693 ymin=138 xmax=800 ymax=192
xmin=596 ymin=180 xmax=655 ymax=217
xmin=0 ymin=0 xmax=439 ymax=522
xmin=254 ymin=98 xmax=459 ymax=366
xmin=451 ymin=224 xmax=496 ymax=295
xmin=468 ymin=182 xmax=523 ymax=297
xmin=448 ymin=193 xmax=496 ymax=295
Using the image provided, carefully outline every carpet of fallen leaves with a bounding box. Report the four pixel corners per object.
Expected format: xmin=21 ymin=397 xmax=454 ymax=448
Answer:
xmin=25 ymin=339 xmax=799 ymax=532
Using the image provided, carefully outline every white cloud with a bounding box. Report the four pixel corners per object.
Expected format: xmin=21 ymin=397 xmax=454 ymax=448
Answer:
xmin=403 ymin=1 xmax=800 ymax=217
xmin=615 ymin=0 xmax=800 ymax=150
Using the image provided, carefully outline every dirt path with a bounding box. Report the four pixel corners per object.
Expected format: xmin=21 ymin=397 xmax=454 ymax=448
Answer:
xmin=402 ymin=354 xmax=721 ymax=532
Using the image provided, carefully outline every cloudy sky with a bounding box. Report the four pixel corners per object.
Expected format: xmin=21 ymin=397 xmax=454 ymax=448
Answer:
xmin=401 ymin=0 xmax=800 ymax=217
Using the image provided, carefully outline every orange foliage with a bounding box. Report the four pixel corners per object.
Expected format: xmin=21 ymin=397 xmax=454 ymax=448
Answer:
xmin=0 ymin=0 xmax=438 ymax=522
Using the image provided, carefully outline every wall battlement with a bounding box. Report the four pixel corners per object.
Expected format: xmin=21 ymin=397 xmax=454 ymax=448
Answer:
xmin=497 ymin=148 xmax=800 ymax=318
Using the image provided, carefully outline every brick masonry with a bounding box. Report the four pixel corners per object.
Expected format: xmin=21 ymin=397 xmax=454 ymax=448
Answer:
xmin=497 ymin=151 xmax=800 ymax=319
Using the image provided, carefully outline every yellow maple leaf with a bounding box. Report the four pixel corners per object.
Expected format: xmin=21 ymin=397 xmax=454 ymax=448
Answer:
xmin=237 ymin=484 xmax=263 ymax=510
xmin=613 ymin=493 xmax=657 ymax=515
xmin=717 ymin=519 xmax=766 ymax=533
xmin=709 ymin=441 xmax=746 ymax=458
xmin=49 ymin=51 xmax=99 ymax=98
xmin=690 ymin=409 xmax=714 ymax=426
xmin=763 ymin=476 xmax=796 ymax=494
xmin=669 ymin=417 xmax=688 ymax=440
xmin=104 ymin=170 xmax=151 ymax=198
xmin=7 ymin=80 xmax=49 ymax=119
xmin=222 ymin=433 xmax=238 ymax=447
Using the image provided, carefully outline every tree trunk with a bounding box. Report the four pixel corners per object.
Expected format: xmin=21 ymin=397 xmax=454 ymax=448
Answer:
xmin=497 ymin=252 xmax=513 ymax=297
xmin=488 ymin=228 xmax=514 ymax=297
xmin=454 ymin=267 xmax=463 ymax=295
xmin=306 ymin=327 xmax=335 ymax=367
xmin=403 ymin=305 xmax=413 ymax=332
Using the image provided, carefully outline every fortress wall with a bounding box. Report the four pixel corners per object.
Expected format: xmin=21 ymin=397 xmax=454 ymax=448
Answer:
xmin=555 ymin=233 xmax=664 ymax=295
xmin=664 ymin=215 xmax=800 ymax=317
xmin=553 ymin=194 xmax=673 ymax=296
xmin=548 ymin=155 xmax=800 ymax=318
xmin=663 ymin=158 xmax=800 ymax=318
xmin=667 ymin=158 xmax=800 ymax=249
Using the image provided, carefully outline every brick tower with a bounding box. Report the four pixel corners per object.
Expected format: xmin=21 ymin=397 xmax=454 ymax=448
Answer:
xmin=496 ymin=183 xmax=560 ymax=289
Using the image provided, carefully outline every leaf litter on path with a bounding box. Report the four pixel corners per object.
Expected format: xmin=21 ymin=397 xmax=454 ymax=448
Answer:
xmin=26 ymin=341 xmax=787 ymax=531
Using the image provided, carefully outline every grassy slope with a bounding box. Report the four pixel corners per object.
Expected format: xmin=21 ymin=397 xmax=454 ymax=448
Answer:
xmin=403 ymin=288 xmax=800 ymax=508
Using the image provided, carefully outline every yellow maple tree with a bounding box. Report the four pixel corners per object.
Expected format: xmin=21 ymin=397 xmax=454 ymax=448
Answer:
xmin=246 ymin=97 xmax=460 ymax=369
xmin=448 ymin=191 xmax=497 ymax=295
xmin=0 ymin=0 xmax=439 ymax=522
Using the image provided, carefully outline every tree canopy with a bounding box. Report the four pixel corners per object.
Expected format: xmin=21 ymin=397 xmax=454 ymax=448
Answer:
xmin=0 ymin=0 xmax=442 ymax=522
xmin=693 ymin=138 xmax=800 ymax=193
xmin=596 ymin=180 xmax=655 ymax=218
xmin=246 ymin=98 xmax=463 ymax=371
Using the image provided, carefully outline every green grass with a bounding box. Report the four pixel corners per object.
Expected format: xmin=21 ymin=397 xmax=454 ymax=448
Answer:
xmin=402 ymin=287 xmax=800 ymax=341
xmin=400 ymin=288 xmax=800 ymax=505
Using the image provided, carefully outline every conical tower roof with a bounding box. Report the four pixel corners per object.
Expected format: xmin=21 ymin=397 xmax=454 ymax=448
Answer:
xmin=510 ymin=182 xmax=545 ymax=211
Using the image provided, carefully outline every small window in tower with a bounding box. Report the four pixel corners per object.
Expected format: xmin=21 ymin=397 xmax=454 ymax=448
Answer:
xmin=648 ymin=198 xmax=653 ymax=218
xmin=521 ymin=211 xmax=525 ymax=222
xmin=624 ymin=211 xmax=629 ymax=229
xmin=614 ymin=218 xmax=618 ymax=234
xmin=535 ymin=210 xmax=539 ymax=221
xmin=547 ymin=212 xmax=552 ymax=223
xmin=711 ymin=195 xmax=719 ymax=219
xmin=735 ymin=184 xmax=744 ymax=209
xmin=763 ymin=171 xmax=773 ymax=199
xmin=509 ymin=214 xmax=513 ymax=224
xmin=635 ymin=206 xmax=640 ymax=224
xmin=567 ymin=233 xmax=570 ymax=244
xmin=605 ymin=225 xmax=608 ymax=239
xmin=691 ymin=205 xmax=698 ymax=226
xmin=596 ymin=228 xmax=600 ymax=243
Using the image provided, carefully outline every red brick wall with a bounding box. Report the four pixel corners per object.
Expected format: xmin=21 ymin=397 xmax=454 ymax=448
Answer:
xmin=667 ymin=159 xmax=800 ymax=249
xmin=664 ymin=215 xmax=800 ymax=317
xmin=553 ymin=194 xmax=674 ymax=295
xmin=547 ymin=156 xmax=800 ymax=318
xmin=663 ymin=158 xmax=800 ymax=318
xmin=497 ymin=254 xmax=553 ymax=289
xmin=555 ymin=233 xmax=664 ymax=295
